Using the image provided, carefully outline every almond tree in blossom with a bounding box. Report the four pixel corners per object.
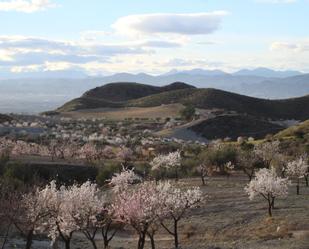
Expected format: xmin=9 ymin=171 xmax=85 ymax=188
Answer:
xmin=62 ymin=181 xmax=104 ymax=249
xmin=116 ymin=146 xmax=133 ymax=166
xmin=109 ymin=167 xmax=140 ymax=193
xmin=245 ymin=168 xmax=290 ymax=217
xmin=28 ymin=180 xmax=118 ymax=249
xmin=79 ymin=142 xmax=100 ymax=163
xmin=197 ymin=163 xmax=209 ymax=186
xmin=0 ymin=182 xmax=21 ymax=249
xmin=158 ymin=182 xmax=203 ymax=249
xmin=37 ymin=181 xmax=77 ymax=249
xmin=237 ymin=149 xmax=264 ymax=181
xmin=254 ymin=141 xmax=280 ymax=168
xmin=99 ymin=205 xmax=121 ymax=249
xmin=150 ymin=151 xmax=182 ymax=181
xmin=16 ymin=182 xmax=58 ymax=249
xmin=113 ymin=182 xmax=162 ymax=249
xmin=285 ymin=155 xmax=308 ymax=195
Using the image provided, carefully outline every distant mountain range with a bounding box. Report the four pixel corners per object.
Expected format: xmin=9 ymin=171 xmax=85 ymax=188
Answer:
xmin=0 ymin=67 xmax=308 ymax=113
xmin=164 ymin=67 xmax=302 ymax=78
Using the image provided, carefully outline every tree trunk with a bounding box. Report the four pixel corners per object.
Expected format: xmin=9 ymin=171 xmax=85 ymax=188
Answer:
xmin=64 ymin=239 xmax=70 ymax=249
xmin=268 ymin=199 xmax=272 ymax=217
xmin=1 ymin=222 xmax=11 ymax=249
xmin=297 ymin=178 xmax=300 ymax=195
xmin=89 ymin=239 xmax=97 ymax=249
xmin=148 ymin=234 xmax=155 ymax=249
xmin=102 ymin=222 xmax=117 ymax=249
xmin=25 ymin=229 xmax=34 ymax=249
xmin=271 ymin=197 xmax=275 ymax=209
xmin=137 ymin=232 xmax=146 ymax=249
xmin=305 ymin=175 xmax=308 ymax=187
xmin=201 ymin=175 xmax=205 ymax=186
xmin=173 ymin=219 xmax=179 ymax=249
xmin=175 ymin=168 xmax=178 ymax=182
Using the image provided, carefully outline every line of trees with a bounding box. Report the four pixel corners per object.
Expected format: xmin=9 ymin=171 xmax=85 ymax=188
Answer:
xmin=0 ymin=168 xmax=203 ymax=249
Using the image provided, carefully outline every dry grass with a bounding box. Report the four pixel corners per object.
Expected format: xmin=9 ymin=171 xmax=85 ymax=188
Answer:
xmin=61 ymin=103 xmax=184 ymax=120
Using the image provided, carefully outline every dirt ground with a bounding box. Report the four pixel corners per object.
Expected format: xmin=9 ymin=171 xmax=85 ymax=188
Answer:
xmin=3 ymin=175 xmax=309 ymax=249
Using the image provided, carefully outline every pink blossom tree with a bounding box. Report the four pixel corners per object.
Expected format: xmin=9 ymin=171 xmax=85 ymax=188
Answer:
xmin=116 ymin=147 xmax=133 ymax=166
xmin=112 ymin=182 xmax=162 ymax=249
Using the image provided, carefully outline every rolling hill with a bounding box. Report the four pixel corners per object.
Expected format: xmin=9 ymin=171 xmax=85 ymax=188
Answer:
xmin=57 ymin=82 xmax=309 ymax=121
xmin=57 ymin=82 xmax=195 ymax=112
xmin=128 ymin=88 xmax=309 ymax=120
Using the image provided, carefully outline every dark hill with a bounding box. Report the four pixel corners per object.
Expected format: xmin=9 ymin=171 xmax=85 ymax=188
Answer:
xmin=190 ymin=114 xmax=285 ymax=140
xmin=57 ymin=82 xmax=195 ymax=112
xmin=82 ymin=82 xmax=195 ymax=102
xmin=129 ymin=88 xmax=309 ymax=120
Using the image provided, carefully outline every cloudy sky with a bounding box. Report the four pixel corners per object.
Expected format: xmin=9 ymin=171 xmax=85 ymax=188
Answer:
xmin=0 ymin=0 xmax=308 ymax=76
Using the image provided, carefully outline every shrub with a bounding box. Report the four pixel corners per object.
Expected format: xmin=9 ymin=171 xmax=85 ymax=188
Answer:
xmin=96 ymin=161 xmax=122 ymax=186
xmin=180 ymin=105 xmax=196 ymax=121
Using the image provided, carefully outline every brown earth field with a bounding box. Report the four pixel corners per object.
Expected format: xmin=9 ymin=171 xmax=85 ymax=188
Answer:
xmin=3 ymin=174 xmax=309 ymax=249
xmin=60 ymin=103 xmax=184 ymax=120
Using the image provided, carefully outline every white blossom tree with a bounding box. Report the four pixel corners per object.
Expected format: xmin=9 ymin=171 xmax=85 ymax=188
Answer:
xmin=109 ymin=167 xmax=140 ymax=193
xmin=150 ymin=151 xmax=182 ymax=181
xmin=197 ymin=163 xmax=209 ymax=186
xmin=63 ymin=181 xmax=105 ymax=249
xmin=16 ymin=181 xmax=59 ymax=249
xmin=245 ymin=168 xmax=290 ymax=217
xmin=254 ymin=141 xmax=280 ymax=168
xmin=157 ymin=182 xmax=203 ymax=248
xmin=285 ymin=155 xmax=308 ymax=195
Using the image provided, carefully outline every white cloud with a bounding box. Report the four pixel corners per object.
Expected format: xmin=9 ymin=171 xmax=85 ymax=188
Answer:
xmin=112 ymin=12 xmax=228 ymax=36
xmin=0 ymin=35 xmax=188 ymax=74
xmin=271 ymin=41 xmax=309 ymax=52
xmin=0 ymin=0 xmax=58 ymax=13
xmin=0 ymin=36 xmax=152 ymax=65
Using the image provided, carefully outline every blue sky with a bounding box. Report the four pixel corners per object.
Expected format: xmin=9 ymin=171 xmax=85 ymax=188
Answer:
xmin=0 ymin=0 xmax=308 ymax=76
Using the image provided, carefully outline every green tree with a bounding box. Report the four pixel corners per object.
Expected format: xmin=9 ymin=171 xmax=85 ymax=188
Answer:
xmin=180 ymin=105 xmax=196 ymax=121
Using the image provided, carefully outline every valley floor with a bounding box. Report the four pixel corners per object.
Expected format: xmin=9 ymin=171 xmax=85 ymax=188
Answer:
xmin=2 ymin=175 xmax=309 ymax=249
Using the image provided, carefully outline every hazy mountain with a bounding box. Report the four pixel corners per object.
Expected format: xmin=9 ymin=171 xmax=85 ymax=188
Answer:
xmin=163 ymin=69 xmax=227 ymax=76
xmin=234 ymin=67 xmax=302 ymax=78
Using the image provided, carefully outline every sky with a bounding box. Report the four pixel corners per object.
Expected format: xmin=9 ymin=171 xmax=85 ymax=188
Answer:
xmin=0 ymin=0 xmax=308 ymax=76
